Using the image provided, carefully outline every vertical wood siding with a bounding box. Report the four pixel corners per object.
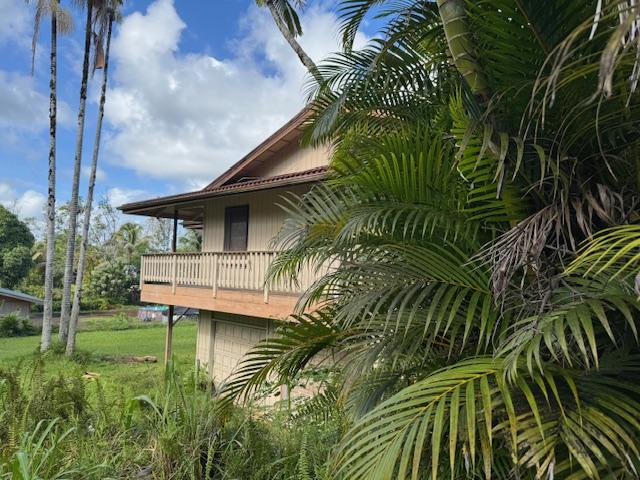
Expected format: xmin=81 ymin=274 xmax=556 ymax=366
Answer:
xmin=196 ymin=311 xmax=269 ymax=382
xmin=249 ymin=144 xmax=331 ymax=178
xmin=201 ymin=184 xmax=311 ymax=252
xmin=196 ymin=311 xmax=213 ymax=370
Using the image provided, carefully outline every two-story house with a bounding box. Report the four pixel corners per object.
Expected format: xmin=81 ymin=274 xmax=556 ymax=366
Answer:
xmin=119 ymin=108 xmax=329 ymax=384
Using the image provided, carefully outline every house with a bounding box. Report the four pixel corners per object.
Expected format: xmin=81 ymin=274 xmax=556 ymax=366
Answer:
xmin=0 ymin=288 xmax=43 ymax=317
xmin=119 ymin=108 xmax=330 ymax=384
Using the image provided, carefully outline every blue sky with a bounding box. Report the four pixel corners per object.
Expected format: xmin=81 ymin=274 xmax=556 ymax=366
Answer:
xmin=0 ymin=0 xmax=372 ymax=228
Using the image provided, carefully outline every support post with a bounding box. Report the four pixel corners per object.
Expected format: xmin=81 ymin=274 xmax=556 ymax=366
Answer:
xmin=164 ymin=209 xmax=178 ymax=366
xmin=171 ymin=209 xmax=178 ymax=252
xmin=164 ymin=306 xmax=174 ymax=366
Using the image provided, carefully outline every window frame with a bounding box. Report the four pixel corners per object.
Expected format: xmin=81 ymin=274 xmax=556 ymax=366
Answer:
xmin=223 ymin=205 xmax=249 ymax=251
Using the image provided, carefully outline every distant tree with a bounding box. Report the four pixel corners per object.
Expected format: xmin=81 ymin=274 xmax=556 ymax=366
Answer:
xmin=90 ymin=197 xmax=118 ymax=247
xmin=0 ymin=206 xmax=34 ymax=289
xmin=114 ymin=222 xmax=141 ymax=255
xmin=145 ymin=218 xmax=173 ymax=252
xmin=88 ymin=259 xmax=136 ymax=304
xmin=178 ymin=229 xmax=202 ymax=252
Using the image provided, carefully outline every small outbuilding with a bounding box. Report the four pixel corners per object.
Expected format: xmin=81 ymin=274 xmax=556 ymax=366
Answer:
xmin=0 ymin=288 xmax=43 ymax=317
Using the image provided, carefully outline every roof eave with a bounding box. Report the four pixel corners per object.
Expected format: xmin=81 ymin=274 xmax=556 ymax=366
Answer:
xmin=118 ymin=170 xmax=326 ymax=217
xmin=0 ymin=289 xmax=43 ymax=305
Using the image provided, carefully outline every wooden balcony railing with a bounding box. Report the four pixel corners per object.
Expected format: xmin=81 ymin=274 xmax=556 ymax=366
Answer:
xmin=140 ymin=251 xmax=326 ymax=302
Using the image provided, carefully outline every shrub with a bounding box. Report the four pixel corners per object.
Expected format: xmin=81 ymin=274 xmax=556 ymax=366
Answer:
xmin=25 ymin=286 xmax=60 ymax=313
xmin=88 ymin=260 xmax=137 ymax=304
xmin=0 ymin=313 xmax=37 ymax=337
xmin=80 ymin=295 xmax=110 ymax=311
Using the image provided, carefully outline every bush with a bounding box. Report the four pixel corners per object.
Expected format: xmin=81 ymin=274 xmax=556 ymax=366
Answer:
xmin=27 ymin=288 xmax=111 ymax=313
xmin=0 ymin=313 xmax=37 ymax=337
xmin=88 ymin=260 xmax=137 ymax=305
xmin=80 ymin=295 xmax=111 ymax=311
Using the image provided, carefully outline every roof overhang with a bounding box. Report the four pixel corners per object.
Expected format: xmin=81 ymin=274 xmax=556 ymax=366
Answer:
xmin=118 ymin=166 xmax=327 ymax=220
xmin=0 ymin=288 xmax=43 ymax=305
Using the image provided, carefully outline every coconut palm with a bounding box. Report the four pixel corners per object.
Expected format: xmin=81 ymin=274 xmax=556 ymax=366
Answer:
xmin=257 ymin=0 xmax=322 ymax=82
xmin=59 ymin=0 xmax=95 ymax=344
xmin=112 ymin=222 xmax=146 ymax=264
xmin=29 ymin=0 xmax=73 ymax=351
xmin=67 ymin=0 xmax=121 ymax=355
xmin=225 ymin=1 xmax=640 ymax=478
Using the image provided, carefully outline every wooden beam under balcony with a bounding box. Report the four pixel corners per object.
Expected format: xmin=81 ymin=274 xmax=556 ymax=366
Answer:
xmin=141 ymin=284 xmax=301 ymax=320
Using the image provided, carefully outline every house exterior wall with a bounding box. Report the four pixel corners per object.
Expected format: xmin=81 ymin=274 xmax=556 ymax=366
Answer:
xmin=201 ymin=184 xmax=311 ymax=252
xmin=184 ymin=144 xmax=331 ymax=390
xmin=249 ymin=144 xmax=330 ymax=178
xmin=0 ymin=297 xmax=31 ymax=317
xmin=196 ymin=311 xmax=271 ymax=383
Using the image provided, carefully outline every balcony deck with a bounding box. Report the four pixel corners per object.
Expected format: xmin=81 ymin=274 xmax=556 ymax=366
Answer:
xmin=140 ymin=252 xmax=322 ymax=319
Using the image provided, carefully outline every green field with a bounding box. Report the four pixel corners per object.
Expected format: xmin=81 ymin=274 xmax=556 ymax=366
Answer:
xmin=0 ymin=320 xmax=197 ymax=395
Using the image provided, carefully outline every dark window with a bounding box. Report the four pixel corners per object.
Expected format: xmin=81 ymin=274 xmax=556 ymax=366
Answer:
xmin=223 ymin=205 xmax=249 ymax=251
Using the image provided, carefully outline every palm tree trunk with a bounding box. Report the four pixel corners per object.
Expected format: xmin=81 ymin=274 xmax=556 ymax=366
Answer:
xmin=265 ymin=0 xmax=322 ymax=83
xmin=41 ymin=8 xmax=57 ymax=352
xmin=436 ymin=0 xmax=489 ymax=100
xmin=67 ymin=13 xmax=113 ymax=355
xmin=59 ymin=0 xmax=93 ymax=344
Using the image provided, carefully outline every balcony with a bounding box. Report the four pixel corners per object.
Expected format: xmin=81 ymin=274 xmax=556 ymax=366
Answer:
xmin=139 ymin=252 xmax=323 ymax=319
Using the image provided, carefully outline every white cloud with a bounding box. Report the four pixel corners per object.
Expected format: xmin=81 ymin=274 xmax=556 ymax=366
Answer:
xmin=104 ymin=0 xmax=366 ymax=188
xmin=0 ymin=71 xmax=72 ymax=129
xmin=82 ymin=165 xmax=107 ymax=182
xmin=0 ymin=0 xmax=71 ymax=132
xmin=0 ymin=71 xmax=50 ymax=129
xmin=0 ymin=0 xmax=29 ymax=47
xmin=106 ymin=186 xmax=150 ymax=207
xmin=0 ymin=182 xmax=46 ymax=220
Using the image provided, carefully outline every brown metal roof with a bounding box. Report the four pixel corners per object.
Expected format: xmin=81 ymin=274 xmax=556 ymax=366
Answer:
xmin=118 ymin=166 xmax=327 ymax=218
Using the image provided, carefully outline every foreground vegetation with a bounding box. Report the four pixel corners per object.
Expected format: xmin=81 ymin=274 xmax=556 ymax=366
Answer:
xmin=221 ymin=1 xmax=640 ymax=479
xmin=0 ymin=319 xmax=339 ymax=479
xmin=5 ymin=0 xmax=640 ymax=479
xmin=0 ymin=359 xmax=340 ymax=479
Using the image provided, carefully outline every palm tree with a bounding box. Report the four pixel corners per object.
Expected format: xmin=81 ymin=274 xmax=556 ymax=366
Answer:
xmin=29 ymin=0 xmax=73 ymax=351
xmin=224 ymin=1 xmax=640 ymax=478
xmin=113 ymin=222 xmax=145 ymax=264
xmin=59 ymin=0 xmax=94 ymax=344
xmin=67 ymin=0 xmax=121 ymax=355
xmin=257 ymin=0 xmax=322 ymax=82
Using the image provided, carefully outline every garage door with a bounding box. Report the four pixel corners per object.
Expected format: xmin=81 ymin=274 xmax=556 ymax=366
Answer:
xmin=211 ymin=319 xmax=268 ymax=382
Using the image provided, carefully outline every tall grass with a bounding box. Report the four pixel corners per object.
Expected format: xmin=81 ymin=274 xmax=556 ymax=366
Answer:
xmin=0 ymin=357 xmax=341 ymax=479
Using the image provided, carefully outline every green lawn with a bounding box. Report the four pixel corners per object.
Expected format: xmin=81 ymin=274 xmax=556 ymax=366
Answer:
xmin=0 ymin=320 xmax=198 ymax=395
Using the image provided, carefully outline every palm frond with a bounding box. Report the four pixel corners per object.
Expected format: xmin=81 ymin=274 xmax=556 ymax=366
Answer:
xmin=332 ymin=356 xmax=640 ymax=480
xmin=567 ymin=224 xmax=640 ymax=282
xmin=498 ymin=277 xmax=640 ymax=378
xmin=220 ymin=311 xmax=344 ymax=403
